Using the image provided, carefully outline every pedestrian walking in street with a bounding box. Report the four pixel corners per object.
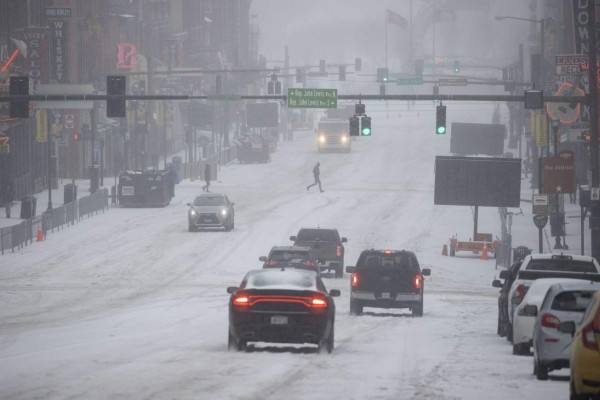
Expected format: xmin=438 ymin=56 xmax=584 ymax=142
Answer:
xmin=202 ymin=164 xmax=211 ymax=192
xmin=306 ymin=162 xmax=324 ymax=193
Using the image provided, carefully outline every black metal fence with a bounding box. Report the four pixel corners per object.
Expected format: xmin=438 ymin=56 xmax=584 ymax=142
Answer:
xmin=1 ymin=188 xmax=109 ymax=255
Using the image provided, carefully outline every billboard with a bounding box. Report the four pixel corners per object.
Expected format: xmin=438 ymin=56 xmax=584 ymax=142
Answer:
xmin=450 ymin=122 xmax=506 ymax=155
xmin=434 ymin=156 xmax=521 ymax=208
xmin=246 ymin=102 xmax=279 ymax=128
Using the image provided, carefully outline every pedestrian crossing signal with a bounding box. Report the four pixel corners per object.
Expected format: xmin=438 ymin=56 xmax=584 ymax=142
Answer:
xmin=436 ymin=105 xmax=446 ymax=134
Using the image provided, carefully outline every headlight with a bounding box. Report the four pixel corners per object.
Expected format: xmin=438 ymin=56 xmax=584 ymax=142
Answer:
xmin=318 ymin=136 xmax=326 ymax=143
xmin=341 ymin=136 xmax=348 ymax=143
xmin=220 ymin=209 xmax=228 ymax=216
xmin=190 ymin=209 xmax=197 ymax=216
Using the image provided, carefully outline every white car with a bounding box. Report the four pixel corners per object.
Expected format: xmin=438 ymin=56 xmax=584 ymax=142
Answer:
xmin=507 ymin=254 xmax=600 ymax=327
xmin=512 ymin=278 xmax=591 ymax=355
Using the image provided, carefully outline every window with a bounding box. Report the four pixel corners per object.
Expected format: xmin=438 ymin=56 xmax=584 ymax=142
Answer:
xmin=194 ymin=195 xmax=226 ymax=206
xmin=550 ymin=290 xmax=595 ymax=312
xmin=270 ymin=251 xmax=310 ymax=262
xmin=360 ymin=253 xmax=418 ymax=271
xmin=246 ymin=270 xmax=315 ymax=289
xmin=525 ymin=259 xmax=597 ymax=273
xmin=297 ymin=229 xmax=340 ymax=242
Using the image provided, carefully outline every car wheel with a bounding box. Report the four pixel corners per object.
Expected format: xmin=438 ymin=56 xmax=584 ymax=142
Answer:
xmin=507 ymin=321 xmax=513 ymax=342
xmin=350 ymin=299 xmax=362 ymax=315
xmin=320 ymin=323 xmax=334 ymax=354
xmin=513 ymin=342 xmax=529 ymax=356
xmin=188 ymin=224 xmax=195 ymax=232
xmin=412 ymin=301 xmax=424 ymax=317
xmin=497 ymin=312 xmax=503 ymax=336
xmin=534 ymin=358 xmax=548 ymax=381
xmin=335 ymin=265 xmax=343 ymax=278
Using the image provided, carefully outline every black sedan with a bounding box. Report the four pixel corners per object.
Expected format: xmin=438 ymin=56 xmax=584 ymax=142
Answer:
xmin=187 ymin=193 xmax=234 ymax=232
xmin=227 ymin=268 xmax=340 ymax=353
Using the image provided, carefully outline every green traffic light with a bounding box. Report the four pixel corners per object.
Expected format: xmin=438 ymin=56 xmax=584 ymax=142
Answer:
xmin=362 ymin=127 xmax=371 ymax=136
xmin=437 ymin=126 xmax=446 ymax=134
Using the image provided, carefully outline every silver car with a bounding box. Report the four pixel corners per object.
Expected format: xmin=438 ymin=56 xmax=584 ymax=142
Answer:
xmin=529 ymin=281 xmax=600 ymax=380
xmin=187 ymin=193 xmax=235 ymax=232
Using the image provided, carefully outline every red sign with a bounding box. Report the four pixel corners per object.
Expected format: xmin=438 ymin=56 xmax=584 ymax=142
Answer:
xmin=116 ymin=43 xmax=137 ymax=69
xmin=22 ymin=27 xmax=48 ymax=88
xmin=542 ymin=150 xmax=575 ymax=194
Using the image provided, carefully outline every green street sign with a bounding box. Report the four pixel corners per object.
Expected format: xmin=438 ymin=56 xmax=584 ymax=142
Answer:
xmin=287 ymin=88 xmax=338 ymax=109
xmin=396 ymin=76 xmax=423 ymax=85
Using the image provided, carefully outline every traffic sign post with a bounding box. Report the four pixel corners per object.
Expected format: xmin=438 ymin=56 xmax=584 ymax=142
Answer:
xmin=532 ymin=194 xmax=549 ymax=215
xmin=287 ymin=88 xmax=337 ymax=109
xmin=533 ymin=214 xmax=549 ymax=253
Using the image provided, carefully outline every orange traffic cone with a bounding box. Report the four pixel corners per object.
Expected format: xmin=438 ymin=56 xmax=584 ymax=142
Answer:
xmin=37 ymin=224 xmax=44 ymax=242
xmin=442 ymin=244 xmax=448 ymax=256
xmin=481 ymin=241 xmax=488 ymax=260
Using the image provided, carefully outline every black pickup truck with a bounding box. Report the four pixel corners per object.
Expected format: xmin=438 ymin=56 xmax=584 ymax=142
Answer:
xmin=290 ymin=228 xmax=347 ymax=278
xmin=346 ymin=249 xmax=431 ymax=317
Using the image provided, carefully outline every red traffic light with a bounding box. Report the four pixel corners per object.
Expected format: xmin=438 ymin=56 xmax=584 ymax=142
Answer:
xmin=73 ymin=132 xmax=79 ymax=141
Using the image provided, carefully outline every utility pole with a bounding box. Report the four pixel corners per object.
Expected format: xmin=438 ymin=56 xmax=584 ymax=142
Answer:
xmin=588 ymin=0 xmax=600 ymax=259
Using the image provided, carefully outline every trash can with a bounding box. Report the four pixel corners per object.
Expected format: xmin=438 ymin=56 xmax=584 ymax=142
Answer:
xmin=20 ymin=195 xmax=37 ymax=219
xmin=64 ymin=183 xmax=78 ymax=204
xmin=513 ymin=246 xmax=531 ymax=263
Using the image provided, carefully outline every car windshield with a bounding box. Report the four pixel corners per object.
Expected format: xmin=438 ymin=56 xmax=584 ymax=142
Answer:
xmin=297 ymin=229 xmax=339 ymax=241
xmin=270 ymin=251 xmax=310 ymax=262
xmin=244 ymin=270 xmax=317 ymax=290
xmin=551 ymin=290 xmax=596 ymax=312
xmin=359 ymin=254 xmax=419 ymax=271
xmin=525 ymin=259 xmax=596 ymax=273
xmin=194 ymin=196 xmax=226 ymax=206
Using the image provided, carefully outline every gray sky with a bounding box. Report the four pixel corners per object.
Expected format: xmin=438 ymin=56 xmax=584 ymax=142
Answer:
xmin=250 ymin=0 xmax=532 ymax=72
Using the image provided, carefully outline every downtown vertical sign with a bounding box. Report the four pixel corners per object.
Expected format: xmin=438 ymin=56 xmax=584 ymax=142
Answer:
xmin=46 ymin=7 xmax=71 ymax=84
xmin=22 ymin=27 xmax=48 ymax=89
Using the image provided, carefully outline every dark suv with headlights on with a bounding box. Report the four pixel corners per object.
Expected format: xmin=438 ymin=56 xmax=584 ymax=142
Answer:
xmin=346 ymin=249 xmax=431 ymax=317
xmin=187 ymin=193 xmax=235 ymax=231
xmin=259 ymin=246 xmax=319 ymax=275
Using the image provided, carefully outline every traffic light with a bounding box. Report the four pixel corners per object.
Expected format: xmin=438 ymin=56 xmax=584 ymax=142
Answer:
xmin=73 ymin=132 xmax=80 ymax=141
xmin=9 ymin=76 xmax=29 ymax=118
xmin=107 ymin=75 xmax=126 ymax=118
xmin=380 ymin=83 xmax=386 ymax=97
xmin=361 ymin=116 xmax=372 ymax=136
xmin=355 ymin=102 xmax=365 ymax=116
xmin=268 ymin=73 xmax=280 ymax=94
xmin=377 ymin=67 xmax=389 ymax=82
xmin=296 ymin=68 xmax=305 ymax=84
xmin=355 ymin=57 xmax=362 ymax=71
xmin=453 ymin=60 xmax=460 ymax=73
xmin=433 ymin=85 xmax=440 ymax=104
xmin=349 ymin=116 xmax=360 ymax=136
xmin=436 ymin=105 xmax=447 ymax=134
xmin=339 ymin=66 xmax=346 ymax=81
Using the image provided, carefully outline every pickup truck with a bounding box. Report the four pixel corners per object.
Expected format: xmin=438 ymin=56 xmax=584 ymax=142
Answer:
xmin=290 ymin=228 xmax=347 ymax=278
xmin=345 ymin=249 xmax=431 ymax=317
xmin=505 ymin=254 xmax=600 ymax=328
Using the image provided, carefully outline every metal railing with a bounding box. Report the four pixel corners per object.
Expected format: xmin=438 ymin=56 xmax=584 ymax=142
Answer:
xmin=1 ymin=188 xmax=109 ymax=255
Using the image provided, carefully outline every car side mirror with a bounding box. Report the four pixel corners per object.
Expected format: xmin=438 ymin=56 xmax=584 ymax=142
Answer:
xmin=341 ymin=237 xmax=348 ymax=243
xmin=289 ymin=235 xmax=297 ymax=241
xmin=329 ymin=289 xmax=341 ymax=297
xmin=258 ymin=256 xmax=267 ymax=262
xmin=186 ymin=202 xmax=192 ymax=207
xmin=523 ymin=304 xmax=538 ymax=317
xmin=422 ymin=268 xmax=431 ymax=276
xmin=557 ymin=321 xmax=576 ymax=335
xmin=226 ymin=286 xmax=238 ymax=294
xmin=346 ymin=266 xmax=356 ymax=273
xmin=499 ymin=270 xmax=509 ymax=280
xmin=492 ymin=279 xmax=503 ymax=288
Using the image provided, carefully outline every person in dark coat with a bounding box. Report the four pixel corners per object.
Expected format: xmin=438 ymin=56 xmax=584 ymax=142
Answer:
xmin=306 ymin=162 xmax=324 ymax=192
xmin=3 ymin=180 xmax=14 ymax=218
xmin=202 ymin=164 xmax=211 ymax=192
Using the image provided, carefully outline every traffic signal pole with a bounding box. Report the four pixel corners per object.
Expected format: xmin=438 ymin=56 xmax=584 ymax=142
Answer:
xmin=587 ymin=0 xmax=600 ymax=260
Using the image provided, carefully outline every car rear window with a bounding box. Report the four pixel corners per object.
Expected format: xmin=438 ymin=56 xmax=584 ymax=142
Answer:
xmin=194 ymin=196 xmax=226 ymax=206
xmin=551 ymin=290 xmax=596 ymax=312
xmin=358 ymin=253 xmax=419 ymax=271
xmin=270 ymin=251 xmax=310 ymax=262
xmin=297 ymin=229 xmax=340 ymax=242
xmin=525 ymin=259 xmax=597 ymax=273
xmin=244 ymin=270 xmax=316 ymax=290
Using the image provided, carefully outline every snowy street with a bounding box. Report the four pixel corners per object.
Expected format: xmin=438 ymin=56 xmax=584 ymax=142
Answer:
xmin=0 ymin=103 xmax=568 ymax=399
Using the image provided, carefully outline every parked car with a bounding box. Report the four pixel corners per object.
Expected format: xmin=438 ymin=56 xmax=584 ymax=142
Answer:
xmin=507 ymin=254 xmax=600 ymax=329
xmin=227 ymin=268 xmax=339 ymax=353
xmin=345 ymin=249 xmax=430 ymax=317
xmin=259 ymin=246 xmax=319 ymax=275
xmin=558 ymin=290 xmax=600 ymax=399
xmin=492 ymin=260 xmax=523 ymax=340
xmin=290 ymin=228 xmax=347 ymax=278
xmin=530 ymin=280 xmax=599 ymax=380
xmin=187 ymin=193 xmax=235 ymax=232
xmin=512 ymin=278 xmax=594 ymax=356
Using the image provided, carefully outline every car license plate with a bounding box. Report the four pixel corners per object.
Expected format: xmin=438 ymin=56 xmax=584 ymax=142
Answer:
xmin=202 ymin=217 xmax=211 ymax=222
xmin=271 ymin=315 xmax=288 ymax=325
xmin=381 ymin=292 xmax=391 ymax=299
